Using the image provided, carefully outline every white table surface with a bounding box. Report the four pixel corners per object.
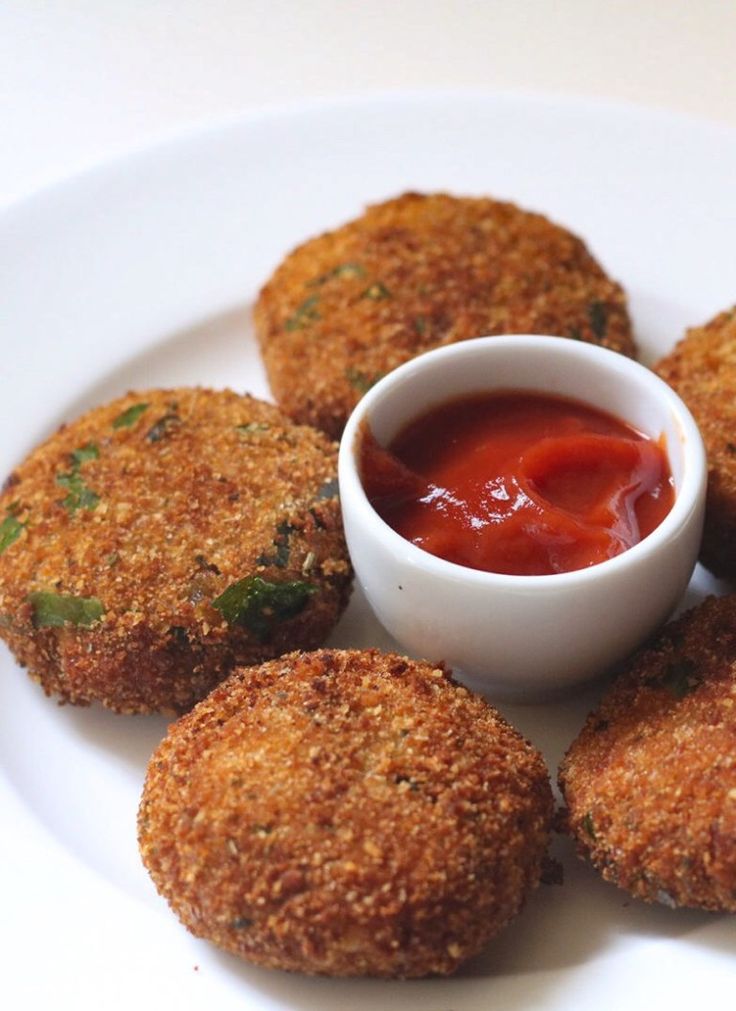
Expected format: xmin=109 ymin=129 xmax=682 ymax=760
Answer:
xmin=2 ymin=0 xmax=736 ymax=207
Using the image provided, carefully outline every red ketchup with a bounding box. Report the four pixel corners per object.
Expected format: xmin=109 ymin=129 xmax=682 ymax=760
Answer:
xmin=359 ymin=391 xmax=675 ymax=576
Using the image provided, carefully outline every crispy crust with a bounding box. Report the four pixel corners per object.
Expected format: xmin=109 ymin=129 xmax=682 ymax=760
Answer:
xmin=655 ymin=306 xmax=736 ymax=577
xmin=0 ymin=389 xmax=352 ymax=713
xmin=254 ymin=192 xmax=636 ymax=437
xmin=138 ymin=649 xmax=554 ymax=977
xmin=559 ymin=595 xmax=736 ymax=911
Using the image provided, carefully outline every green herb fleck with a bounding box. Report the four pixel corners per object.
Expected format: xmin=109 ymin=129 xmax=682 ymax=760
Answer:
xmin=588 ymin=301 xmax=608 ymax=340
xmin=212 ymin=576 xmax=316 ymax=639
xmin=0 ymin=514 xmax=24 ymax=555
xmin=69 ymin=442 xmax=99 ymax=467
xmin=29 ymin=591 xmax=105 ymax=628
xmin=57 ymin=444 xmax=100 ymax=513
xmin=315 ymin=477 xmax=339 ymax=501
xmin=568 ymin=326 xmax=582 ymax=342
xmin=285 ymin=294 xmax=321 ymax=331
xmin=333 ymin=262 xmax=365 ymax=279
xmin=106 ymin=552 xmax=120 ymax=567
xmin=146 ymin=413 xmax=181 ymax=443
xmin=57 ymin=471 xmax=100 ymax=512
xmin=361 ymin=281 xmax=391 ymax=301
xmin=345 ymin=367 xmax=384 ymax=394
xmin=661 ymin=658 xmax=701 ymax=698
xmin=236 ymin=422 xmax=270 ymax=436
xmin=112 ymin=402 xmax=150 ymax=429
xmin=0 ymin=613 xmax=12 ymax=629
xmin=307 ymin=262 xmax=366 ymax=286
xmin=414 ymin=316 xmax=427 ymax=336
xmin=231 ymin=917 xmax=253 ymax=930
xmin=582 ymin=812 xmax=596 ymax=840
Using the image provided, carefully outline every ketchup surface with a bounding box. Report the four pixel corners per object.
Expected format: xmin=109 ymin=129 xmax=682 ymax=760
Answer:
xmin=360 ymin=392 xmax=674 ymax=576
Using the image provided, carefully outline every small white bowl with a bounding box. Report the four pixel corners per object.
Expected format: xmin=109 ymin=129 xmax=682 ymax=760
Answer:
xmin=338 ymin=335 xmax=707 ymax=701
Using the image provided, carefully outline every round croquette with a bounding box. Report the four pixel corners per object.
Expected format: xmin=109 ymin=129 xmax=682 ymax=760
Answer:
xmin=559 ymin=595 xmax=736 ymax=912
xmin=0 ymin=389 xmax=352 ymax=714
xmin=254 ymin=192 xmax=636 ymax=438
xmin=137 ymin=648 xmax=554 ymax=977
xmin=656 ymin=305 xmax=736 ymax=578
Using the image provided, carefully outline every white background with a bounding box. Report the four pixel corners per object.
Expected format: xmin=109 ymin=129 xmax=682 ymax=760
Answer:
xmin=2 ymin=0 xmax=736 ymax=206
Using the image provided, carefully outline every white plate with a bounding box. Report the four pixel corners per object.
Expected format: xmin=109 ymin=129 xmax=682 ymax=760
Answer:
xmin=1 ymin=93 xmax=735 ymax=1010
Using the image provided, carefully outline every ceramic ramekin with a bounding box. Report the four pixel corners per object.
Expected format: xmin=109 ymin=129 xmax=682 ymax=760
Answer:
xmin=338 ymin=335 xmax=707 ymax=701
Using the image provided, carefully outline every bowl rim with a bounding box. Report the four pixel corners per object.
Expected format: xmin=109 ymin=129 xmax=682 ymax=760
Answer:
xmin=338 ymin=334 xmax=707 ymax=589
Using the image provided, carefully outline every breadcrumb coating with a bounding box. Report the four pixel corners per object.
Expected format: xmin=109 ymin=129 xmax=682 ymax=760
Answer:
xmin=0 ymin=389 xmax=351 ymax=713
xmin=656 ymin=305 xmax=736 ymax=577
xmin=559 ymin=595 xmax=736 ymax=911
xmin=254 ymin=192 xmax=636 ymax=437
xmin=138 ymin=649 xmax=554 ymax=977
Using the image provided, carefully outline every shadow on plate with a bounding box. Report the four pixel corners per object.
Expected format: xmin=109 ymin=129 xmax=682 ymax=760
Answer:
xmin=205 ymin=827 xmax=729 ymax=1011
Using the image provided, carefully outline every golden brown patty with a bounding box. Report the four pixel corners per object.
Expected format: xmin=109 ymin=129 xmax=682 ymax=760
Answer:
xmin=559 ymin=595 xmax=736 ymax=911
xmin=138 ymin=649 xmax=554 ymax=977
xmin=0 ymin=389 xmax=351 ymax=714
xmin=656 ymin=305 xmax=736 ymax=577
xmin=254 ymin=192 xmax=636 ymax=437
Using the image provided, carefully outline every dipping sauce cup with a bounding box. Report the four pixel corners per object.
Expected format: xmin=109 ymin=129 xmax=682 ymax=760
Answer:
xmin=338 ymin=335 xmax=707 ymax=701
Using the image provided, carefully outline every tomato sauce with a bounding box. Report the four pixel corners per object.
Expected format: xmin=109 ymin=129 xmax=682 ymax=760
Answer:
xmin=359 ymin=392 xmax=675 ymax=576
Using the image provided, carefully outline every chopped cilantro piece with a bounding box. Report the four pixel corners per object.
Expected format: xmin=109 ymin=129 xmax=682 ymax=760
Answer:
xmin=361 ymin=281 xmax=391 ymax=301
xmin=29 ymin=591 xmax=105 ymax=628
xmin=212 ymin=576 xmax=315 ymax=639
xmin=0 ymin=613 xmax=12 ymax=629
xmin=414 ymin=316 xmax=427 ymax=335
xmin=332 ymin=262 xmax=365 ymax=279
xmin=307 ymin=262 xmax=366 ymax=287
xmin=69 ymin=443 xmax=99 ymax=467
xmin=146 ymin=413 xmax=181 ymax=442
xmin=57 ymin=442 xmax=100 ymax=513
xmin=345 ymin=367 xmax=384 ymax=394
xmin=661 ymin=658 xmax=700 ymax=698
xmin=231 ymin=917 xmax=253 ymax=929
xmin=112 ymin=402 xmax=150 ymax=429
xmin=0 ymin=514 xmax=24 ymax=555
xmin=588 ymin=301 xmax=608 ymax=340
xmin=285 ymin=294 xmax=320 ymax=331
xmin=57 ymin=471 xmax=100 ymax=512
